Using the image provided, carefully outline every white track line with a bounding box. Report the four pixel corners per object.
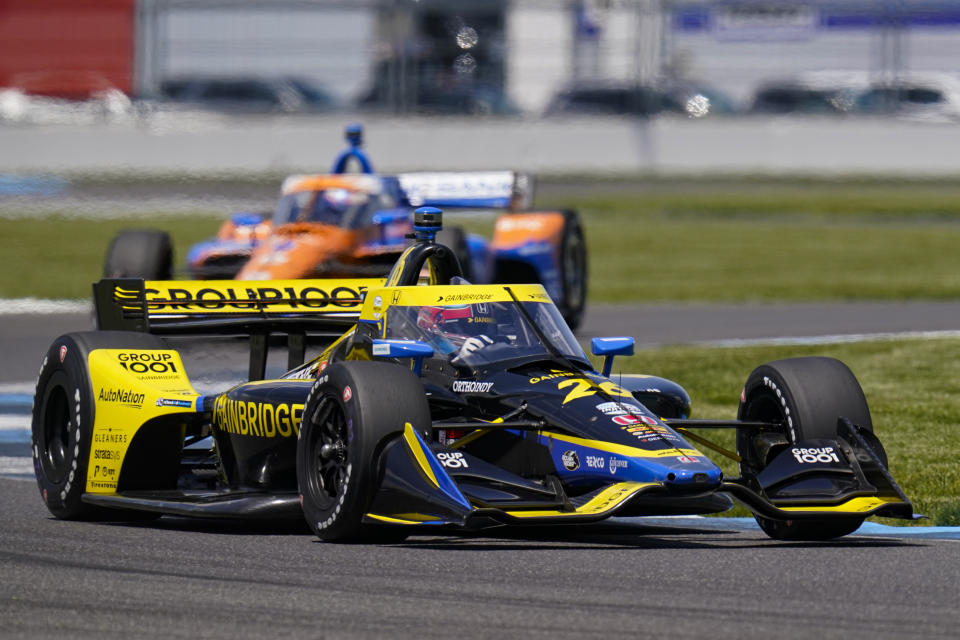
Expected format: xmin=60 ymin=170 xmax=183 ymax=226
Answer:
xmin=0 ymin=298 xmax=90 ymax=315
xmin=0 ymin=383 xmax=34 ymax=394
xmin=0 ymin=415 xmax=29 ymax=430
xmin=0 ymin=457 xmax=33 ymax=475
xmin=702 ymin=329 xmax=960 ymax=348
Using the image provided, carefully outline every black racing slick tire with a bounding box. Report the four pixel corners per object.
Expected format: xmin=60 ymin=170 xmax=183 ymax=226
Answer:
xmin=558 ymin=210 xmax=587 ymax=332
xmin=296 ymin=361 xmax=431 ymax=543
xmin=436 ymin=226 xmax=472 ymax=282
xmin=737 ymin=356 xmax=877 ymax=541
xmin=103 ymin=229 xmax=173 ymax=280
xmin=32 ymin=331 xmax=167 ymax=520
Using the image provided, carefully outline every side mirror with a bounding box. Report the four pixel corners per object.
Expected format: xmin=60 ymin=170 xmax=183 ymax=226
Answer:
xmin=372 ymin=339 xmax=434 ymax=376
xmin=591 ymin=337 xmax=635 ymax=377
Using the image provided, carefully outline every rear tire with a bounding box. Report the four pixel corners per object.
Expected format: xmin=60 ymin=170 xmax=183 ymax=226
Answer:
xmin=558 ymin=210 xmax=587 ymax=331
xmin=32 ymin=331 xmax=167 ymax=520
xmin=296 ymin=361 xmax=431 ymax=542
xmin=103 ymin=229 xmax=173 ymax=280
xmin=737 ymin=356 xmax=875 ymax=540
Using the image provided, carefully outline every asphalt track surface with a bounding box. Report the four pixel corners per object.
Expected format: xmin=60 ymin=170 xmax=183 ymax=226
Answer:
xmin=6 ymin=299 xmax=960 ymax=383
xmin=2 ymin=476 xmax=959 ymax=640
xmin=4 ymin=305 xmax=960 ymax=638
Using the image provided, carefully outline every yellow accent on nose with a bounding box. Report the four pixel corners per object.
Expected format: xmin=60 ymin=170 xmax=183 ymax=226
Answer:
xmin=403 ymin=422 xmax=439 ymax=489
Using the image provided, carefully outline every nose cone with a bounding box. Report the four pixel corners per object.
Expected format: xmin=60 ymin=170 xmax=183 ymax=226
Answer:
xmin=658 ymin=457 xmax=723 ymax=491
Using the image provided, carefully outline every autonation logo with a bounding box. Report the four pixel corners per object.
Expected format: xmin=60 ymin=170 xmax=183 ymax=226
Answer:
xmin=98 ymin=387 xmax=145 ymax=408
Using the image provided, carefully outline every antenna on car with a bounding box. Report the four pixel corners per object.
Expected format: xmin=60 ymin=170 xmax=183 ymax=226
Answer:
xmin=387 ymin=207 xmax=462 ymax=286
xmin=330 ymin=122 xmax=374 ymax=174
xmin=409 ymin=206 xmax=443 ymax=243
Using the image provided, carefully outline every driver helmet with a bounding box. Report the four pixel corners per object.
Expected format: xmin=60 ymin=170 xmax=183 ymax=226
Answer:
xmin=306 ymin=188 xmax=370 ymax=224
xmin=416 ymin=303 xmax=497 ymax=348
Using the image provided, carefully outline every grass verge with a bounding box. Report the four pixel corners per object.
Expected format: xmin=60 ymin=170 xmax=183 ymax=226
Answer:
xmin=4 ymin=180 xmax=960 ymax=302
xmin=534 ymin=188 xmax=960 ymax=303
xmin=1 ymin=213 xmax=223 ymax=300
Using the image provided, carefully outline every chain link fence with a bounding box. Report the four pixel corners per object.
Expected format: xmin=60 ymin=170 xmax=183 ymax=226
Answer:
xmin=133 ymin=0 xmax=960 ymax=117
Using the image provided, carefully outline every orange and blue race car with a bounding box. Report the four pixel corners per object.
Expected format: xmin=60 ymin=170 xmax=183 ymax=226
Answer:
xmin=43 ymin=207 xmax=914 ymax=543
xmin=103 ymin=124 xmax=588 ymax=329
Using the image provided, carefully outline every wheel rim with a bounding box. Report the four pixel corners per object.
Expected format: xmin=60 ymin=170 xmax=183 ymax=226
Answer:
xmin=305 ymin=396 xmax=350 ymax=510
xmin=563 ymin=228 xmax=585 ymax=309
xmin=739 ymin=390 xmax=789 ymax=469
xmin=41 ymin=384 xmax=71 ymax=483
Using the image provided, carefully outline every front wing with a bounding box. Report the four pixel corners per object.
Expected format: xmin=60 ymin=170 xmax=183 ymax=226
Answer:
xmin=361 ymin=424 xmax=915 ymax=530
xmin=78 ymin=422 xmax=914 ymax=527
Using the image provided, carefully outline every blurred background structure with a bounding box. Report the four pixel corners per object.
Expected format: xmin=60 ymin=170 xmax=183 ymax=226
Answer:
xmin=4 ymin=0 xmax=960 ymax=173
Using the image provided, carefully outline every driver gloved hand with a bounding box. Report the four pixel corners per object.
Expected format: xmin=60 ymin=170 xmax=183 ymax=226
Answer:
xmin=458 ymin=335 xmax=494 ymax=357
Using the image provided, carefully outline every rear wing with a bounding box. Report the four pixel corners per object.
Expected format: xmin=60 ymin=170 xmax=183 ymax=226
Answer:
xmin=397 ymin=171 xmax=534 ymax=211
xmin=93 ymin=277 xmax=383 ymax=379
xmin=277 ymin=170 xmax=534 ymax=211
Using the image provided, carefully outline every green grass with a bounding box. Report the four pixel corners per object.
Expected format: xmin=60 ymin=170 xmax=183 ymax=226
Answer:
xmin=1 ymin=213 xmax=223 ymax=300
xmin=3 ymin=179 xmax=960 ymax=301
xmin=534 ymin=188 xmax=960 ymax=303
xmin=612 ymin=337 xmax=960 ymax=526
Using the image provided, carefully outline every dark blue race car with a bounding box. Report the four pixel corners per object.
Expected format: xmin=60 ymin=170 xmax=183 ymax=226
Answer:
xmin=44 ymin=207 xmax=915 ymax=543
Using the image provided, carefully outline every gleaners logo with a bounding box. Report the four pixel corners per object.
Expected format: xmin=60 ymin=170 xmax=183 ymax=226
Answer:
xmin=142 ymin=285 xmax=366 ymax=312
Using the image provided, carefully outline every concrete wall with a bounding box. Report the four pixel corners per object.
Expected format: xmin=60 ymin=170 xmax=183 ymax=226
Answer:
xmin=2 ymin=114 xmax=960 ymax=176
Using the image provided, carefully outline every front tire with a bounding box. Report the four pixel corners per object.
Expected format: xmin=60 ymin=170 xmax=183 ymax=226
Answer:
xmin=737 ymin=356 xmax=875 ymax=541
xmin=296 ymin=361 xmax=431 ymax=542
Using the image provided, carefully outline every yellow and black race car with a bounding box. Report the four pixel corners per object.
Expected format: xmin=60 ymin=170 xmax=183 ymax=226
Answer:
xmin=33 ymin=208 xmax=915 ymax=542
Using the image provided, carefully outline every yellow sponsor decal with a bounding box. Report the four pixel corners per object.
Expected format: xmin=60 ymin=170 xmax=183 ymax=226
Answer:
xmin=212 ymin=396 xmax=303 ymax=438
xmin=505 ymin=482 xmax=656 ymax=518
xmin=528 ymin=370 xmax=632 ymax=405
xmin=86 ymin=349 xmax=199 ymax=493
xmin=556 ymin=378 xmax=633 ymax=405
xmin=114 ymin=350 xmax=184 ymax=380
xmin=360 ymin=284 xmax=552 ymax=321
xmin=543 ymin=431 xmax=702 ymax=459
xmin=134 ymin=278 xmax=384 ymax=315
xmin=779 ymin=495 xmax=905 ymax=514
xmin=529 ymin=369 xmax=575 ymax=384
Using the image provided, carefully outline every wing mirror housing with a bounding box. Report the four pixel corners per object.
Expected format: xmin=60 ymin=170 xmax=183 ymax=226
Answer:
xmin=591 ymin=337 xmax=635 ymax=377
xmin=372 ymin=339 xmax=434 ymax=376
